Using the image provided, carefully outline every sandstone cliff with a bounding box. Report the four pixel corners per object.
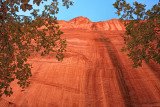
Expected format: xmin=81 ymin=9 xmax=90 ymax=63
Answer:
xmin=57 ymin=16 xmax=125 ymax=31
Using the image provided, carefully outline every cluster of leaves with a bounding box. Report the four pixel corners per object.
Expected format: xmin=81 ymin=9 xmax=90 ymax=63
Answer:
xmin=0 ymin=0 xmax=73 ymax=97
xmin=113 ymin=0 xmax=160 ymax=68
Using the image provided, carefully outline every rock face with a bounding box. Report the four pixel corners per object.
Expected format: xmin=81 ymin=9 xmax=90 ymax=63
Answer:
xmin=68 ymin=16 xmax=92 ymax=24
xmin=1 ymin=16 xmax=160 ymax=107
xmin=57 ymin=16 xmax=125 ymax=31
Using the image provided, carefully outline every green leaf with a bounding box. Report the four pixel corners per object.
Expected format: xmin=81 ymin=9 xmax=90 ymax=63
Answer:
xmin=0 ymin=0 xmax=71 ymax=97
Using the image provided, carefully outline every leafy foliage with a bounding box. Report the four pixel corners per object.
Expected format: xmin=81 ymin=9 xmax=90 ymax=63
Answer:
xmin=113 ymin=0 xmax=160 ymax=68
xmin=0 ymin=0 xmax=73 ymax=97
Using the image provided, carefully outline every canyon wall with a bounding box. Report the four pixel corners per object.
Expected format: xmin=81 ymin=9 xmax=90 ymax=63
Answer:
xmin=57 ymin=16 xmax=125 ymax=31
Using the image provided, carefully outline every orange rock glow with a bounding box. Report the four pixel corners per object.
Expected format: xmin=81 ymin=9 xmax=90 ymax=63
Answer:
xmin=1 ymin=16 xmax=160 ymax=107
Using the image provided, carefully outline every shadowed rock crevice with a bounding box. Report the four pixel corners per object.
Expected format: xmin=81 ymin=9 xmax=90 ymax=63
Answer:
xmin=94 ymin=31 xmax=136 ymax=107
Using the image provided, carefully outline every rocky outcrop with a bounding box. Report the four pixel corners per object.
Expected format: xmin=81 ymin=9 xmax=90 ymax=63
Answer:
xmin=68 ymin=16 xmax=92 ymax=24
xmin=58 ymin=16 xmax=93 ymax=30
xmin=57 ymin=16 xmax=125 ymax=31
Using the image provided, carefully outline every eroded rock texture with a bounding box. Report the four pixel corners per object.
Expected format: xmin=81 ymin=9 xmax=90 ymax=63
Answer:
xmin=58 ymin=16 xmax=125 ymax=31
xmin=1 ymin=17 xmax=160 ymax=107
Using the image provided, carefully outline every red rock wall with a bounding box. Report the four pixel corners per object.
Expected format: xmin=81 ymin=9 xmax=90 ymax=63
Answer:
xmin=57 ymin=16 xmax=125 ymax=31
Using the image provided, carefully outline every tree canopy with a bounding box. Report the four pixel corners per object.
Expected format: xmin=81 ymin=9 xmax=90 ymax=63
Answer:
xmin=0 ymin=0 xmax=73 ymax=97
xmin=113 ymin=0 xmax=160 ymax=68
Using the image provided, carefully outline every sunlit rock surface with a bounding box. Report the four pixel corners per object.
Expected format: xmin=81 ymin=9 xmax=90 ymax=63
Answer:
xmin=1 ymin=16 xmax=160 ymax=107
xmin=58 ymin=16 xmax=125 ymax=31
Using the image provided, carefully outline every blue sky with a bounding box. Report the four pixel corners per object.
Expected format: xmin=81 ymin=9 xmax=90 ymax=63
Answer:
xmin=17 ymin=0 xmax=159 ymax=22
